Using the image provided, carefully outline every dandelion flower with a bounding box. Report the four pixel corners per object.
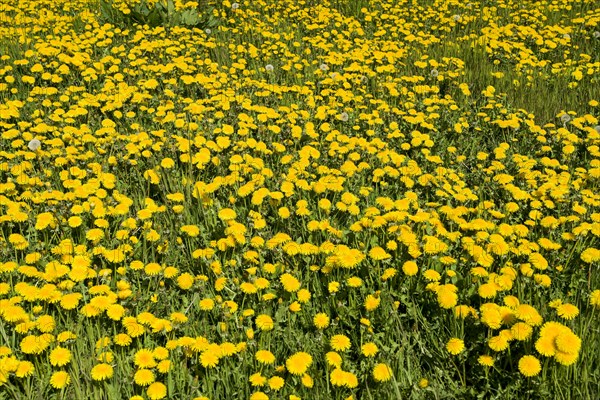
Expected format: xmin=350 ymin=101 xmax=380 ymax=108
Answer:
xmin=402 ymin=261 xmax=418 ymax=276
xmin=372 ymin=363 xmax=392 ymax=382
xmin=134 ymin=349 xmax=156 ymax=368
xmin=511 ymin=322 xmax=533 ymax=341
xmin=50 ymin=370 xmax=70 ymax=389
xmin=280 ymin=273 xmax=301 ymax=292
xmin=330 ymin=335 xmax=351 ymax=352
xmin=330 ymin=368 xmax=346 ymax=386
xmin=286 ymin=352 xmax=312 ymax=375
xmin=50 ymin=346 xmax=72 ymax=367
xmin=91 ymin=363 xmax=113 ymax=381
xmin=364 ymin=295 xmax=380 ymax=311
xmin=488 ymin=335 xmax=509 ymax=352
xmin=446 ymin=338 xmax=465 ymax=355
xmin=269 ymin=376 xmax=284 ymax=390
xmin=518 ymin=355 xmax=541 ymax=377
xmin=321 ymin=351 xmax=341 ymax=369
xmin=361 ymin=342 xmax=378 ymax=357
xmin=255 ymin=314 xmax=274 ymax=331
xmin=134 ymin=369 xmax=155 ymax=386
xmin=255 ymin=350 xmax=275 ymax=365
xmin=478 ymin=355 xmax=494 ymax=367
xmin=556 ymin=304 xmax=579 ymax=320
xmin=146 ymin=382 xmax=167 ymax=400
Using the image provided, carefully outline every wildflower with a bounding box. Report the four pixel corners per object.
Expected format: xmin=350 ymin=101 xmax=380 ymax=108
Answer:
xmin=134 ymin=349 xmax=156 ymax=368
xmin=50 ymin=371 xmax=70 ymax=389
xmin=478 ymin=355 xmax=494 ymax=367
xmin=518 ymin=355 xmax=541 ymax=377
xmin=361 ymin=342 xmax=378 ymax=357
xmin=28 ymin=138 xmax=41 ymax=151
xmin=200 ymin=350 xmax=219 ymax=368
xmin=286 ymin=352 xmax=312 ymax=375
xmin=255 ymin=315 xmax=274 ymax=331
xmin=590 ymin=290 xmax=600 ymax=308
xmin=280 ymin=273 xmax=301 ymax=292
xmin=402 ymin=261 xmax=418 ymax=276
xmin=265 ymin=64 xmax=274 ymax=72
xmin=372 ymin=363 xmax=393 ymax=382
xmin=16 ymin=361 xmax=34 ymax=377
xmin=511 ymin=322 xmax=533 ymax=341
xmin=249 ymin=373 xmax=266 ymax=386
xmin=556 ymin=303 xmax=579 ymax=320
xmin=488 ymin=335 xmax=509 ymax=352
xmin=330 ymin=335 xmax=351 ymax=352
xmin=325 ymin=351 xmax=342 ymax=368
xmin=91 ymin=363 xmax=114 ymax=381
xmin=50 ymin=346 xmax=72 ymax=367
xmin=256 ymin=350 xmax=276 ymax=364
xmin=446 ymin=338 xmax=465 ymax=355
xmin=146 ymin=382 xmax=167 ymax=399
xmin=364 ymin=294 xmax=380 ymax=311
xmin=269 ymin=376 xmax=285 ymax=390
xmin=134 ymin=369 xmax=155 ymax=386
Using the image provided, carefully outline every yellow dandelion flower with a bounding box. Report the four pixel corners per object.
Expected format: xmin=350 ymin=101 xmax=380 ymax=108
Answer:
xmin=255 ymin=314 xmax=274 ymax=331
xmin=373 ymin=363 xmax=392 ymax=382
xmin=49 ymin=346 xmax=72 ymax=367
xmin=330 ymin=335 xmax=351 ymax=352
xmin=478 ymin=355 xmax=494 ymax=367
xmin=286 ymin=352 xmax=312 ymax=375
xmin=50 ymin=371 xmax=70 ymax=389
xmin=556 ymin=303 xmax=579 ymax=320
xmin=134 ymin=369 xmax=155 ymax=386
xmin=91 ymin=363 xmax=113 ymax=381
xmin=446 ymin=338 xmax=465 ymax=355
xmin=146 ymin=382 xmax=167 ymax=400
xmin=255 ymin=349 xmax=276 ymax=365
xmin=518 ymin=355 xmax=541 ymax=377
xmin=361 ymin=342 xmax=378 ymax=357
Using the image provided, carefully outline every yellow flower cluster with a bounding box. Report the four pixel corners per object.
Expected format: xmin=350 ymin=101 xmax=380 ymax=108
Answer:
xmin=0 ymin=0 xmax=598 ymax=398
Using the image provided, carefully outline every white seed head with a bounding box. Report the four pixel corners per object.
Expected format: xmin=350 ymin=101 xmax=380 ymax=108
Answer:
xmin=231 ymin=2 xmax=240 ymax=9
xmin=265 ymin=64 xmax=274 ymax=72
xmin=28 ymin=139 xmax=41 ymax=151
xmin=339 ymin=112 xmax=349 ymax=122
xmin=319 ymin=63 xmax=329 ymax=71
xmin=560 ymin=113 xmax=571 ymax=124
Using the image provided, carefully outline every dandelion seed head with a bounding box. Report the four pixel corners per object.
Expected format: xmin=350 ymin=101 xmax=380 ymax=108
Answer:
xmin=28 ymin=139 xmax=41 ymax=151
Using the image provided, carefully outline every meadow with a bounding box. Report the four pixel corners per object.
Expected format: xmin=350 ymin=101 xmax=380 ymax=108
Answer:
xmin=0 ymin=0 xmax=599 ymax=398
